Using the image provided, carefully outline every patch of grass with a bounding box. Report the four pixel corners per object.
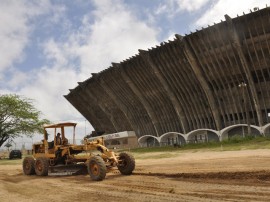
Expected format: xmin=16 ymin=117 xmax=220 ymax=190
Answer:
xmin=128 ymin=146 xmax=181 ymax=153
xmin=220 ymin=135 xmax=270 ymax=150
xmin=127 ymin=136 xmax=270 ymax=155
xmin=0 ymin=158 xmax=22 ymax=165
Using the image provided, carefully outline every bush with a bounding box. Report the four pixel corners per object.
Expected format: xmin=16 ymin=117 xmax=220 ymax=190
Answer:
xmin=227 ymin=135 xmax=246 ymax=143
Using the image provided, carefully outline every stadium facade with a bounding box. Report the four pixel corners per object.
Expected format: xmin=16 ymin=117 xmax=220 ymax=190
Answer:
xmin=65 ymin=7 xmax=270 ymax=146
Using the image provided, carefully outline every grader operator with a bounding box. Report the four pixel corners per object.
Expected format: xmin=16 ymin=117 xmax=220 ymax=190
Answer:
xmin=22 ymin=122 xmax=135 ymax=181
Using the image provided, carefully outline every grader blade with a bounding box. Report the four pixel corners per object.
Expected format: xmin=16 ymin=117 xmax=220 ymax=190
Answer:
xmin=48 ymin=164 xmax=88 ymax=176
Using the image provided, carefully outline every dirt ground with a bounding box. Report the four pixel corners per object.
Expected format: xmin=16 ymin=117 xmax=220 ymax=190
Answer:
xmin=1 ymin=149 xmax=270 ymax=202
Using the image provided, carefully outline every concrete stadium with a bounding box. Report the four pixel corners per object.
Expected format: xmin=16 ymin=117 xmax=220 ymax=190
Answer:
xmin=65 ymin=7 xmax=270 ymax=147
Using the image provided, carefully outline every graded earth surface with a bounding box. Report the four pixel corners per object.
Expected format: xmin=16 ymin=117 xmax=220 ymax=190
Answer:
xmin=1 ymin=149 xmax=270 ymax=201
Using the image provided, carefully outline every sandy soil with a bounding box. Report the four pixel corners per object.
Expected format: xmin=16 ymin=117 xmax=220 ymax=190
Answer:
xmin=1 ymin=149 xmax=270 ymax=202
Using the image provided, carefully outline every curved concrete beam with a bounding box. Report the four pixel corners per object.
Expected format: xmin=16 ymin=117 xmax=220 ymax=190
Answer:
xmin=262 ymin=123 xmax=270 ymax=133
xmin=187 ymin=129 xmax=220 ymax=140
xmin=159 ymin=132 xmax=186 ymax=142
xmin=120 ymin=62 xmax=161 ymax=136
xmin=225 ymin=14 xmax=263 ymax=127
xmin=139 ymin=49 xmax=188 ymax=133
xmin=180 ymin=35 xmax=222 ymax=130
xmin=220 ymin=124 xmax=262 ymax=134
xmin=138 ymin=135 xmax=160 ymax=146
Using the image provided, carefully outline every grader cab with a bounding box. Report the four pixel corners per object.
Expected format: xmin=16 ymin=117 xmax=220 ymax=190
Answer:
xmin=22 ymin=122 xmax=135 ymax=181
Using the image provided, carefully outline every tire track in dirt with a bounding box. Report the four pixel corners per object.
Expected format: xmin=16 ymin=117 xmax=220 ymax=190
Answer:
xmin=183 ymin=192 xmax=269 ymax=202
xmin=100 ymin=179 xmax=188 ymax=201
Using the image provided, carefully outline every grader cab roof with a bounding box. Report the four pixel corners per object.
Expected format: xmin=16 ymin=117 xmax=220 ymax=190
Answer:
xmin=44 ymin=122 xmax=77 ymax=129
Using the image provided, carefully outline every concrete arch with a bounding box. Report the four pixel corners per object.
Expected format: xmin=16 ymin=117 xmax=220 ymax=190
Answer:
xmin=160 ymin=132 xmax=186 ymax=140
xmin=187 ymin=129 xmax=220 ymax=143
xmin=138 ymin=135 xmax=160 ymax=147
xmin=262 ymin=123 xmax=270 ymax=137
xmin=159 ymin=132 xmax=186 ymax=146
xmin=220 ymin=124 xmax=262 ymax=140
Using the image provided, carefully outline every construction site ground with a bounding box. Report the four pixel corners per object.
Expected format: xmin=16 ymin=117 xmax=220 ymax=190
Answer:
xmin=1 ymin=149 xmax=270 ymax=202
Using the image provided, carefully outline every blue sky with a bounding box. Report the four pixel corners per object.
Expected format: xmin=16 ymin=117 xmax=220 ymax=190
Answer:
xmin=0 ymin=0 xmax=269 ymax=148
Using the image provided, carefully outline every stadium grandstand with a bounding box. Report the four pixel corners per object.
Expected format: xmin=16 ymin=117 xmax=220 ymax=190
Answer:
xmin=65 ymin=7 xmax=270 ymax=147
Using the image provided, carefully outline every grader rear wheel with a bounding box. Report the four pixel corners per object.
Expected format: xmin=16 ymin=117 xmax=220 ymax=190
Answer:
xmin=117 ymin=152 xmax=135 ymax=175
xmin=87 ymin=156 xmax=106 ymax=181
xmin=35 ymin=157 xmax=49 ymax=176
xmin=23 ymin=157 xmax=36 ymax=175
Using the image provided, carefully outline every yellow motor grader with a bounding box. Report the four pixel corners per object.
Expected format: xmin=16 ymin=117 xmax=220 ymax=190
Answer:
xmin=22 ymin=122 xmax=135 ymax=181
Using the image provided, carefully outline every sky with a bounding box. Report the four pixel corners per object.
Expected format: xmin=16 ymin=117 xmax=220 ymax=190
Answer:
xmin=0 ymin=0 xmax=269 ymax=149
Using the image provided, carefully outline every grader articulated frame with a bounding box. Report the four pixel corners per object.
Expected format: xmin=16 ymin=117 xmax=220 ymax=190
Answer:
xmin=22 ymin=122 xmax=135 ymax=181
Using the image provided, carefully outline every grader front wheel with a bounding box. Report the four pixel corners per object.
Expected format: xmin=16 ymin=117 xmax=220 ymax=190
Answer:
xmin=87 ymin=156 xmax=106 ymax=181
xmin=117 ymin=152 xmax=135 ymax=175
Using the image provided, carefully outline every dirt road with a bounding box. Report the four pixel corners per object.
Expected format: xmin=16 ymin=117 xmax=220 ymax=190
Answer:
xmin=1 ymin=149 xmax=270 ymax=201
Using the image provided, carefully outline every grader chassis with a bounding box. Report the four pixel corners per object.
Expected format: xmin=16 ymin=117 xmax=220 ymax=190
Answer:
xmin=22 ymin=122 xmax=135 ymax=181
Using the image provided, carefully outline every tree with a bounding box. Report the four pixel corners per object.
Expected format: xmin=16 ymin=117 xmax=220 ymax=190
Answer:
xmin=0 ymin=94 xmax=50 ymax=148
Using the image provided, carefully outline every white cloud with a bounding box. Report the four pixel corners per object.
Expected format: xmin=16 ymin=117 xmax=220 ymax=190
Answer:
xmin=155 ymin=0 xmax=211 ymax=17
xmin=18 ymin=66 xmax=80 ymax=122
xmin=195 ymin=0 xmax=269 ymax=27
xmin=0 ymin=1 xmax=30 ymax=73
xmin=0 ymin=0 xmax=52 ymax=75
xmin=0 ymin=0 xmax=69 ymax=96
xmin=74 ymin=0 xmax=159 ymax=75
xmin=43 ymin=39 xmax=69 ymax=67
xmin=7 ymin=69 xmax=28 ymax=90
xmin=4 ymin=65 xmax=91 ymax=147
xmin=0 ymin=0 xmax=83 ymax=142
xmin=40 ymin=0 xmax=160 ymax=76
xmin=175 ymin=0 xmax=211 ymax=12
xmin=1 ymin=0 xmax=160 ymax=142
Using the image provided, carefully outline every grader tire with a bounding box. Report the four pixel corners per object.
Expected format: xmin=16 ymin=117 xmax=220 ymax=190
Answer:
xmin=117 ymin=152 xmax=135 ymax=175
xmin=35 ymin=157 xmax=49 ymax=176
xmin=23 ymin=157 xmax=36 ymax=175
xmin=87 ymin=156 xmax=106 ymax=181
